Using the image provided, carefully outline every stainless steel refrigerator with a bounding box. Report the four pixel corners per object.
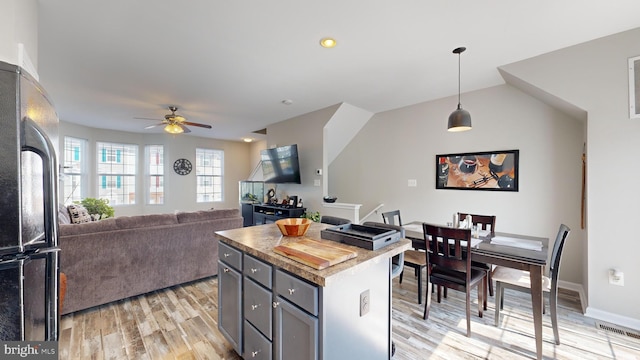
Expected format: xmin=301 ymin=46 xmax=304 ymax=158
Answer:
xmin=0 ymin=61 xmax=60 ymax=341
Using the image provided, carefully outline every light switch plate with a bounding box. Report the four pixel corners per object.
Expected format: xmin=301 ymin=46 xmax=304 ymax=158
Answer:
xmin=408 ymin=179 xmax=417 ymax=187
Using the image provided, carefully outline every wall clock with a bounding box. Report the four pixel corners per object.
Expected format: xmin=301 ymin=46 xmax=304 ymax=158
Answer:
xmin=173 ymin=158 xmax=192 ymax=175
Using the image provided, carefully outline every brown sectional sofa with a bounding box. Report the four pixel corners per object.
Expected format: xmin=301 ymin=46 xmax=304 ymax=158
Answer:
xmin=58 ymin=208 xmax=243 ymax=314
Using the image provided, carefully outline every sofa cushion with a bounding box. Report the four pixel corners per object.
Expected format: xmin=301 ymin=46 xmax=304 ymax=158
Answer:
xmin=67 ymin=204 xmax=91 ymax=224
xmin=59 ymin=218 xmax=119 ymax=236
xmin=177 ymin=209 xmax=240 ymax=223
xmin=115 ymin=213 xmax=178 ymax=230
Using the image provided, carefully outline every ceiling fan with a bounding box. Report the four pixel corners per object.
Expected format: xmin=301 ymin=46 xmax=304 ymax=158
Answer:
xmin=135 ymin=106 xmax=212 ymax=134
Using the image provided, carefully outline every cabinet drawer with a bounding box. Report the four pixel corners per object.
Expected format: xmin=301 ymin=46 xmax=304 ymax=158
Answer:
xmin=275 ymin=269 xmax=318 ymax=316
xmin=244 ymin=254 xmax=272 ymax=288
xmin=244 ymin=320 xmax=272 ymax=360
xmin=244 ymin=277 xmax=272 ymax=340
xmin=219 ymin=242 xmax=242 ymax=271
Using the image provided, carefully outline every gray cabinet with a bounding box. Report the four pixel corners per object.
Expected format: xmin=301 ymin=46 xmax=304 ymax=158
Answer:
xmin=243 ymin=254 xmax=275 ymax=359
xmin=273 ymin=268 xmax=319 ymax=360
xmin=217 ymin=240 xmax=391 ymax=359
xmin=244 ymin=320 xmax=272 ymax=360
xmin=273 ymin=295 xmax=318 ymax=360
xmin=218 ymin=242 xmax=244 ymax=354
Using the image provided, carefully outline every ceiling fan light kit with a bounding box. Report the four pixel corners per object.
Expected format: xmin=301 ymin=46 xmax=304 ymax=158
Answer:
xmin=164 ymin=123 xmax=184 ymax=134
xmin=447 ymin=46 xmax=472 ymax=132
xmin=136 ymin=106 xmax=212 ymax=134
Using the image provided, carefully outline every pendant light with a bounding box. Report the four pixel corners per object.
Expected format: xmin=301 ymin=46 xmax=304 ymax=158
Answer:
xmin=447 ymin=47 xmax=472 ymax=132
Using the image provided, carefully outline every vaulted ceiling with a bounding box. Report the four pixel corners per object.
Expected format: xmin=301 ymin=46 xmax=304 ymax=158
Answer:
xmin=37 ymin=0 xmax=640 ymax=140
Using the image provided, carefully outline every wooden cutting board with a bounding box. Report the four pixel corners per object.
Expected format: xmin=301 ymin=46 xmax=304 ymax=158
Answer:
xmin=273 ymin=239 xmax=358 ymax=270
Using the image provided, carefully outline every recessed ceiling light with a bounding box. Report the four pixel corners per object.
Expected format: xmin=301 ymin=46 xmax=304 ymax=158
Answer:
xmin=320 ymin=37 xmax=337 ymax=48
xmin=243 ymin=138 xmax=253 ymax=143
xmin=282 ymin=99 xmax=293 ymax=105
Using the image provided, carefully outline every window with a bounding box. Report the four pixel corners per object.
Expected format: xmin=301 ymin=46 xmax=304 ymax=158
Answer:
xmin=145 ymin=145 xmax=164 ymax=204
xmin=97 ymin=142 xmax=137 ymax=205
xmin=62 ymin=136 xmax=87 ymax=205
xmin=196 ymin=148 xmax=223 ymax=202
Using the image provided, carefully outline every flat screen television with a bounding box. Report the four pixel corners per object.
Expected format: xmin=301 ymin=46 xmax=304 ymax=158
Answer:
xmin=261 ymin=144 xmax=302 ymax=184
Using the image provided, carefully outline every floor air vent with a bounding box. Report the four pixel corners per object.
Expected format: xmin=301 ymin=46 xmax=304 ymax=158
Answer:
xmin=595 ymin=321 xmax=640 ymax=340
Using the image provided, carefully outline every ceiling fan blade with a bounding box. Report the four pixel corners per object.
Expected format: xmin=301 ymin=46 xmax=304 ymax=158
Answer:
xmin=179 ymin=124 xmax=191 ymax=133
xmin=144 ymin=122 xmax=165 ymax=129
xmin=183 ymin=121 xmax=212 ymax=129
xmin=134 ymin=117 xmax=162 ymax=121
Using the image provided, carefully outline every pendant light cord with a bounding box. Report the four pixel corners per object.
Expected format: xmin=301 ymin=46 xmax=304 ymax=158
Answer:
xmin=457 ymin=51 xmax=461 ymax=108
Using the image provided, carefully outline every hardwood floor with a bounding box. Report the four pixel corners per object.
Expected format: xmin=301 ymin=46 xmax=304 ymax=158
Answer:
xmin=59 ymin=270 xmax=640 ymax=359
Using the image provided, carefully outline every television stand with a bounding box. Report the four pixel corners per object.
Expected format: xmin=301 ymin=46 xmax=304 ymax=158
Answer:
xmin=252 ymin=204 xmax=306 ymax=225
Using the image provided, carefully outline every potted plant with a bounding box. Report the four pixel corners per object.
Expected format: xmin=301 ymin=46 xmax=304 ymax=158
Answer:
xmin=301 ymin=211 xmax=320 ymax=223
xmin=76 ymin=198 xmax=115 ymax=219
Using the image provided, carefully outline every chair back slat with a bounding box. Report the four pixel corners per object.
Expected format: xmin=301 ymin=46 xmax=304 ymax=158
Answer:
xmin=382 ymin=210 xmax=403 ymax=226
xmin=549 ymin=224 xmax=571 ymax=284
xmin=458 ymin=212 xmax=496 ymax=232
xmin=423 ymin=223 xmax=471 ymax=274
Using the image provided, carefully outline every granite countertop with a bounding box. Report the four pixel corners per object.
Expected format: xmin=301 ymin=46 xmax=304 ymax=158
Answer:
xmin=215 ymin=222 xmax=411 ymax=287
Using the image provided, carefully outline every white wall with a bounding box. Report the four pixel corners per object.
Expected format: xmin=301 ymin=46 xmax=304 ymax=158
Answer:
xmin=329 ymin=84 xmax=585 ymax=287
xmin=500 ymin=27 xmax=640 ymax=327
xmin=265 ymin=104 xmax=340 ymax=214
xmin=59 ymin=121 xmax=252 ymax=216
xmin=0 ymin=0 xmax=38 ymax=71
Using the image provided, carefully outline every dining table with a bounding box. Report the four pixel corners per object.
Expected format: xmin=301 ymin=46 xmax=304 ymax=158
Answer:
xmin=402 ymin=221 xmax=549 ymax=360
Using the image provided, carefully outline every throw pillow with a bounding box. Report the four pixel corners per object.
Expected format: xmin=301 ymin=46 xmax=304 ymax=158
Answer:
xmin=67 ymin=204 xmax=92 ymax=224
xmin=58 ymin=203 xmax=71 ymax=224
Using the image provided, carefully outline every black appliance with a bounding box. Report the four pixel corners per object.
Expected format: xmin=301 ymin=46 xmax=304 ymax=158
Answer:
xmin=260 ymin=144 xmax=302 ymax=184
xmin=0 ymin=61 xmax=60 ymax=341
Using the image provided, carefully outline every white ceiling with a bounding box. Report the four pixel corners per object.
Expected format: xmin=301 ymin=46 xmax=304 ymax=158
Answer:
xmin=37 ymin=0 xmax=640 ymax=141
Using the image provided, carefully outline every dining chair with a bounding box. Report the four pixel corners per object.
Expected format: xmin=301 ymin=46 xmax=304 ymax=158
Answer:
xmin=492 ymin=224 xmax=571 ymax=345
xmin=423 ymin=223 xmax=487 ymax=337
xmin=458 ymin=212 xmax=496 ymax=298
xmin=364 ymin=221 xmax=428 ymax=304
xmin=382 ymin=210 xmax=403 ymax=226
xmin=320 ymin=215 xmax=351 ymax=226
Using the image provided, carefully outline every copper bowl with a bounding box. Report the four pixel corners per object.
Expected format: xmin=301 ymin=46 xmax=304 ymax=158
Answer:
xmin=276 ymin=218 xmax=312 ymax=236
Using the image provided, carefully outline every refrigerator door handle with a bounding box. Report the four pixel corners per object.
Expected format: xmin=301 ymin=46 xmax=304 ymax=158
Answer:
xmin=21 ymin=117 xmax=59 ymax=248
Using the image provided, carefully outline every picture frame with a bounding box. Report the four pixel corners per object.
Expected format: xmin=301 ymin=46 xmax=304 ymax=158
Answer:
xmin=435 ymin=149 xmax=519 ymax=191
xmin=629 ymin=55 xmax=640 ymax=119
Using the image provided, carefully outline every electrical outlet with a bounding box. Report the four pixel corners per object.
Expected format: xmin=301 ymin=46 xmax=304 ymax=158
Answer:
xmin=609 ymin=269 xmax=624 ymax=286
xmin=360 ymin=289 xmax=370 ymax=316
xmin=408 ymin=179 xmax=417 ymax=187
xmin=313 ymin=179 xmax=321 ymax=187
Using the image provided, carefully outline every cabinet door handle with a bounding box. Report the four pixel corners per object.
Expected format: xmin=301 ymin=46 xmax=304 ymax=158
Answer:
xmin=223 ymin=268 xmax=230 ymax=273
xmin=223 ymin=253 xmax=231 ymax=258
xmin=288 ymin=288 xmax=295 ymax=295
xmin=251 ymin=304 xmax=260 ymax=310
xmin=251 ymin=350 xmax=261 ymax=357
xmin=251 ymin=268 xmax=258 ymax=273
xmin=272 ymin=301 xmax=280 ymax=308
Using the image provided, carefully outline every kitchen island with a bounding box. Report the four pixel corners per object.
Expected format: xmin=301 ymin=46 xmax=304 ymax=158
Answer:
xmin=215 ymin=222 xmax=411 ymax=360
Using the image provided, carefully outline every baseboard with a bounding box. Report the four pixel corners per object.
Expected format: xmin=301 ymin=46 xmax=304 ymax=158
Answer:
xmin=585 ymin=307 xmax=640 ymax=332
xmin=557 ymin=281 xmax=640 ymax=332
xmin=558 ymin=280 xmax=587 ymax=314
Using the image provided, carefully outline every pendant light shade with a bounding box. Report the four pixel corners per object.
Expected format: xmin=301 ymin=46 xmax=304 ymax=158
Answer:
xmin=447 ymin=47 xmax=472 ymax=132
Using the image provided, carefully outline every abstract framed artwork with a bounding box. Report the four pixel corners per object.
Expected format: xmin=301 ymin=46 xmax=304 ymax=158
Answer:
xmin=435 ymin=149 xmax=519 ymax=191
xmin=629 ymin=55 xmax=640 ymax=119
